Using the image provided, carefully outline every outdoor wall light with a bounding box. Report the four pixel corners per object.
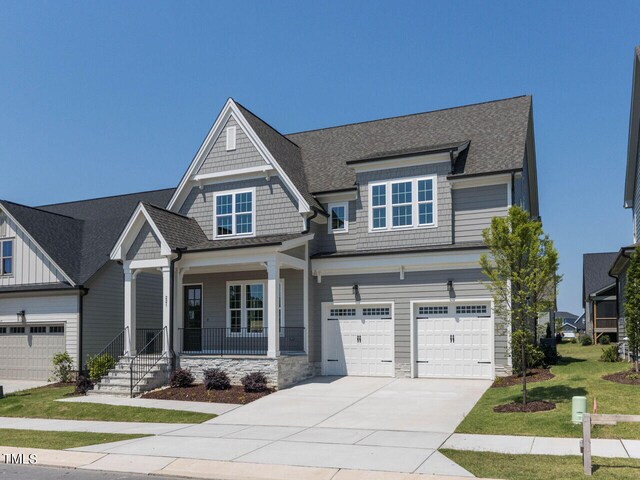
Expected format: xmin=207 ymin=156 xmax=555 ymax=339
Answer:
xmin=16 ymin=310 xmax=25 ymax=322
xmin=447 ymin=280 xmax=454 ymax=292
xmin=352 ymin=284 xmax=359 ymax=295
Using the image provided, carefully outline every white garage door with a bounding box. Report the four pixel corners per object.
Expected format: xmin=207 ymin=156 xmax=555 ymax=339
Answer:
xmin=323 ymin=305 xmax=393 ymax=377
xmin=0 ymin=325 xmax=66 ymax=380
xmin=415 ymin=303 xmax=492 ymax=379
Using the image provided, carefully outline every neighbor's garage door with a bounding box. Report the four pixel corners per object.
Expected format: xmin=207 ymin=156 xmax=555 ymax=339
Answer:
xmin=0 ymin=325 xmax=65 ymax=380
xmin=323 ymin=305 xmax=393 ymax=376
xmin=415 ymin=303 xmax=492 ymax=379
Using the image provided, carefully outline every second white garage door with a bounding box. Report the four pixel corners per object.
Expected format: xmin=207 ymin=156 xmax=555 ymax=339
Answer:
xmin=323 ymin=304 xmax=393 ymax=377
xmin=415 ymin=302 xmax=493 ymax=379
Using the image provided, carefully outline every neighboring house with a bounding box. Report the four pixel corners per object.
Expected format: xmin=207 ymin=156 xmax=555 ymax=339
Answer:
xmin=0 ymin=190 xmax=174 ymax=380
xmin=104 ymin=94 xmax=539 ymax=391
xmin=583 ymin=252 xmax=619 ymax=342
xmin=610 ymin=46 xmax=640 ymax=340
xmin=553 ymin=311 xmax=583 ymax=338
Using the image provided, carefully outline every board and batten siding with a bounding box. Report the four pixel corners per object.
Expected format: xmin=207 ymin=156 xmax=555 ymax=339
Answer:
xmin=0 ymin=210 xmax=68 ymax=286
xmin=196 ymin=117 xmax=266 ymax=176
xmin=453 ymin=184 xmax=509 ymax=243
xmin=0 ymin=292 xmax=80 ymax=366
xmin=126 ymin=223 xmax=161 ymax=261
xmin=312 ymin=269 xmax=509 ymax=377
xmin=83 ymin=262 xmax=163 ymax=363
xmin=178 ymin=177 xmax=301 ymax=240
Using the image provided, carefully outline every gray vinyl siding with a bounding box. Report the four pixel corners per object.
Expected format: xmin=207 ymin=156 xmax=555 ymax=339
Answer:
xmin=312 ymin=269 xmax=508 ymax=372
xmin=514 ymin=150 xmax=531 ymax=212
xmin=182 ymin=269 xmax=303 ymax=329
xmin=635 ymin=143 xmax=640 ymax=242
xmin=314 ymin=201 xmax=358 ymax=253
xmin=179 ymin=177 xmax=301 ymax=239
xmin=82 ymin=262 xmax=163 ymax=365
xmin=0 ymin=210 xmax=68 ymax=286
xmin=126 ymin=223 xmax=161 ymax=261
xmin=196 ymin=117 xmax=266 ymax=176
xmin=453 ymin=184 xmax=508 ymax=243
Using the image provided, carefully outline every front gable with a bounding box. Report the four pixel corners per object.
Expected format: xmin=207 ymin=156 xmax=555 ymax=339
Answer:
xmin=110 ymin=203 xmax=172 ymax=262
xmin=126 ymin=222 xmax=162 ymax=261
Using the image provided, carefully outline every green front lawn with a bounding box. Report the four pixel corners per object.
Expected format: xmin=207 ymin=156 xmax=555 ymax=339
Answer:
xmin=457 ymin=342 xmax=640 ymax=439
xmin=0 ymin=385 xmax=214 ymax=423
xmin=442 ymin=450 xmax=640 ymax=480
xmin=0 ymin=428 xmax=148 ymax=450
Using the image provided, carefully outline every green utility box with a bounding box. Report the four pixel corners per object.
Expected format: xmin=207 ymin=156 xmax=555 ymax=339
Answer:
xmin=572 ymin=396 xmax=587 ymax=424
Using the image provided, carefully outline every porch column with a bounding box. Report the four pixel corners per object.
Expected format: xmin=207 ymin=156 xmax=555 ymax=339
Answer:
xmin=161 ymin=266 xmax=172 ymax=356
xmin=266 ymin=259 xmax=280 ymax=358
xmin=303 ymin=244 xmax=309 ymax=354
xmin=124 ymin=268 xmax=137 ymax=356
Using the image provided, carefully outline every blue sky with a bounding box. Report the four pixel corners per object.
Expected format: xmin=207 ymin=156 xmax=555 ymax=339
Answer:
xmin=1 ymin=1 xmax=638 ymax=313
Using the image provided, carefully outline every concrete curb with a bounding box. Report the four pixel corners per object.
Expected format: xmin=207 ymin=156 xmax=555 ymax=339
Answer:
xmin=0 ymin=446 xmax=488 ymax=480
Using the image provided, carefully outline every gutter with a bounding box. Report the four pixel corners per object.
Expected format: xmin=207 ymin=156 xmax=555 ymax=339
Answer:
xmin=169 ymin=248 xmax=183 ymax=371
xmin=303 ymin=209 xmax=319 ymax=234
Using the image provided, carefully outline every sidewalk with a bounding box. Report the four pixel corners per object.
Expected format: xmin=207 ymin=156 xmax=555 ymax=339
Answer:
xmin=0 ymin=417 xmax=195 ymax=435
xmin=57 ymin=394 xmax=239 ymax=415
xmin=0 ymin=446 xmax=490 ymax=480
xmin=443 ymin=433 xmax=640 ymax=458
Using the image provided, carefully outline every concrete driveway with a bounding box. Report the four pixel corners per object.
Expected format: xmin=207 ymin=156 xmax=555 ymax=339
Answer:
xmin=0 ymin=379 xmax=50 ymax=394
xmin=74 ymin=376 xmax=490 ymax=476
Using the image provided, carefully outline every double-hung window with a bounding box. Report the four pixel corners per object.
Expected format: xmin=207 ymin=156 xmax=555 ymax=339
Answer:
xmin=369 ymin=176 xmax=436 ymax=231
xmin=214 ymin=188 xmax=255 ymax=238
xmin=227 ymin=279 xmax=284 ymax=336
xmin=328 ymin=202 xmax=348 ymax=233
xmin=0 ymin=239 xmax=13 ymax=276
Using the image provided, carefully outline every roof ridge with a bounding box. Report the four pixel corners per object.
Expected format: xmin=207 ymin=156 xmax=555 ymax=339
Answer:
xmin=37 ymin=187 xmax=175 ymax=208
xmin=0 ymin=199 xmax=81 ymax=221
xmin=235 ymin=101 xmax=302 ymax=149
xmin=143 ymin=202 xmax=193 ymax=220
xmin=285 ymin=95 xmax=531 ymax=136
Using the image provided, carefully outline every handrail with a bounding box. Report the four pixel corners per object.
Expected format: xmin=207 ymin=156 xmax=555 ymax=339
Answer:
xmin=91 ymin=328 xmax=127 ymax=367
xmin=129 ymin=327 xmax=167 ymax=397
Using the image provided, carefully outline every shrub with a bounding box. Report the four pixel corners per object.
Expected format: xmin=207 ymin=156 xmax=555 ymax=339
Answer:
xmin=51 ymin=352 xmax=74 ymax=383
xmin=599 ymin=335 xmax=611 ymax=345
xmin=87 ymin=353 xmax=116 ymax=382
xmin=600 ymin=345 xmax=620 ymax=363
xmin=75 ymin=373 xmax=93 ymax=395
xmin=581 ymin=335 xmax=593 ymax=346
xmin=540 ymin=342 xmax=558 ymax=366
xmin=203 ymin=368 xmax=230 ymax=391
xmin=570 ymin=337 xmax=577 ymax=344
xmin=170 ymin=368 xmax=194 ymax=388
xmin=241 ymin=372 xmax=268 ymax=392
xmin=511 ymin=331 xmax=546 ymax=374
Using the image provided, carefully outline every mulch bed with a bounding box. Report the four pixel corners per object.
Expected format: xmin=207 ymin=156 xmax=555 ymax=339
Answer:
xmin=141 ymin=384 xmax=272 ymax=404
xmin=491 ymin=369 xmax=555 ymax=388
xmin=603 ymin=369 xmax=640 ymax=385
xmin=493 ymin=400 xmax=556 ymax=413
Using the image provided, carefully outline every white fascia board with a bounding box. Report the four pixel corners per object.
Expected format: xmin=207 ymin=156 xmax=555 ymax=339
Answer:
xmin=276 ymin=252 xmax=306 ymax=270
xmin=125 ymin=257 xmax=171 ymax=270
xmin=315 ymin=190 xmax=358 ymax=204
xmin=192 ymin=165 xmax=276 ymax=185
xmin=110 ymin=203 xmax=172 ymax=261
xmin=350 ymin=153 xmax=450 ymax=173
xmin=280 ymin=234 xmax=315 ymax=250
xmin=178 ymin=249 xmax=279 ymax=269
xmin=312 ymin=249 xmax=487 ymax=276
xmin=168 ymin=99 xmax=312 ymax=215
xmin=449 ymin=173 xmax=512 ymax=189
xmin=0 ymin=206 xmax=76 ymax=286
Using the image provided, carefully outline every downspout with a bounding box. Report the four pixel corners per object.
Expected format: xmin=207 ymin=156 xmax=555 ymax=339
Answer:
xmin=302 ymin=209 xmax=319 ymax=234
xmin=78 ymin=287 xmax=89 ymax=372
xmin=169 ymin=248 xmax=184 ymax=371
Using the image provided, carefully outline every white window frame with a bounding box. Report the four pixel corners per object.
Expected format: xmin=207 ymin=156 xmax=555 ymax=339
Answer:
xmin=226 ymin=279 xmax=284 ymax=337
xmin=0 ymin=238 xmax=13 ymax=276
xmin=368 ymin=175 xmax=437 ymax=232
xmin=328 ymin=202 xmax=349 ymax=234
xmin=213 ymin=187 xmax=256 ymax=238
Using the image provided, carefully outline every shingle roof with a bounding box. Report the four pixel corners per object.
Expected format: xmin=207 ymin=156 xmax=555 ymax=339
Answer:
xmin=583 ymin=252 xmax=618 ymax=303
xmin=285 ymin=96 xmax=532 ymax=193
xmin=0 ymin=188 xmax=175 ymax=285
xmin=143 ymin=203 xmax=208 ymax=250
xmin=184 ymin=234 xmax=303 ymax=253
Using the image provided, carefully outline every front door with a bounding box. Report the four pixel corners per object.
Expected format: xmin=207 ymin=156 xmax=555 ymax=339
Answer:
xmin=183 ymin=285 xmax=202 ymax=352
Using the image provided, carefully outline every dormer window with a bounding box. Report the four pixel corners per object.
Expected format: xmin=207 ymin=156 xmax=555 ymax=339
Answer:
xmin=328 ymin=202 xmax=348 ymax=233
xmin=214 ymin=188 xmax=255 ymax=238
xmin=369 ymin=176 xmax=437 ymax=231
xmin=1 ymin=239 xmax=13 ymax=276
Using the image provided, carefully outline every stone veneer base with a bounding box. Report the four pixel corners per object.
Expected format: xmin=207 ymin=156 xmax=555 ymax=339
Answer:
xmin=178 ymin=354 xmax=316 ymax=389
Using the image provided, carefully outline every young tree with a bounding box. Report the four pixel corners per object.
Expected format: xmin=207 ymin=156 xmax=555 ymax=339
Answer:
xmin=480 ymin=206 xmax=560 ymax=405
xmin=624 ymin=246 xmax=640 ymax=372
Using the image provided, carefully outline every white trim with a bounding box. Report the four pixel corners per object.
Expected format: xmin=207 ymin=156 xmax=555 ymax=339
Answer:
xmin=321 ymin=301 xmax=395 ymax=376
xmin=110 ymin=203 xmax=172 ymax=261
xmin=315 ymin=190 xmax=358 ymax=204
xmin=182 ymin=283 xmax=204 ymax=349
xmin=409 ymin=298 xmax=495 ymax=379
xmin=213 ymin=187 xmax=256 ymax=239
xmin=225 ymin=125 xmax=236 ymax=151
xmin=0 ymin=208 xmax=76 ymax=286
xmin=167 ymin=99 xmax=312 ymax=214
xmin=350 ymin=152 xmax=450 ymax=172
xmin=225 ymin=279 xmax=284 ymax=337
xmin=192 ymin=165 xmax=276 ymax=185
xmin=368 ymin=175 xmax=437 ymax=233
xmin=328 ymin=202 xmax=349 ymax=234
xmin=0 ymin=237 xmax=14 ymax=277
xmin=449 ymin=174 xmax=512 ymax=190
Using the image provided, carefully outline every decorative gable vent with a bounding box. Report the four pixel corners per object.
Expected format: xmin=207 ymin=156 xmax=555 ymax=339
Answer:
xmin=226 ymin=125 xmax=237 ymax=151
